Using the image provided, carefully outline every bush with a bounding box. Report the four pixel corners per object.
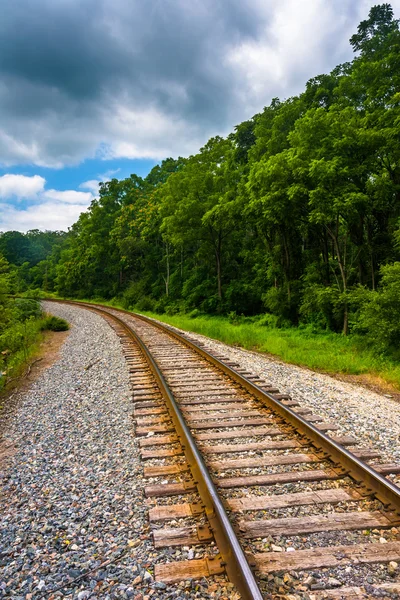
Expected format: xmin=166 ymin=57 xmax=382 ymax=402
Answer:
xmin=355 ymin=263 xmax=400 ymax=357
xmin=256 ymin=313 xmax=280 ymax=328
xmin=14 ymin=298 xmax=43 ymax=322
xmin=40 ymin=315 xmax=69 ymax=331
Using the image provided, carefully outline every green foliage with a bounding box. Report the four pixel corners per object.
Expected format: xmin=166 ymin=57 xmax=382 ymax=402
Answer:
xmin=13 ymin=299 xmax=43 ymax=322
xmin=40 ymin=315 xmax=69 ymax=332
xmin=355 ymin=263 xmax=400 ymax=356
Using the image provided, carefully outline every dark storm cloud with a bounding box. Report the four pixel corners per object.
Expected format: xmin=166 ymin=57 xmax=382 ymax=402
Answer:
xmin=0 ymin=0 xmax=258 ymax=119
xmin=0 ymin=0 xmax=394 ymax=166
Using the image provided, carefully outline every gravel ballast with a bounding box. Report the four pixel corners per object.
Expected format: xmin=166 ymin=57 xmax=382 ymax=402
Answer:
xmin=0 ymin=303 xmax=231 ymax=599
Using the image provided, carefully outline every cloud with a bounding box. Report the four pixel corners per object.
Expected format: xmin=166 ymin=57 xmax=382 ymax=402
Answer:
xmin=79 ymin=180 xmax=102 ymax=195
xmin=1 ymin=0 xmax=399 ymax=168
xmin=0 ymin=174 xmax=94 ymax=232
xmin=0 ymin=174 xmax=45 ymax=199
xmin=0 ymin=202 xmax=89 ymax=232
xmin=42 ymin=189 xmax=93 ymax=205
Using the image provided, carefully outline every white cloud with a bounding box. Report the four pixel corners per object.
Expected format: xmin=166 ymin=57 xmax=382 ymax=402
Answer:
xmin=79 ymin=168 xmax=121 ymax=195
xmin=0 ymin=202 xmax=89 ymax=232
xmin=0 ymin=174 xmax=45 ymax=199
xmin=79 ymin=179 xmax=102 ymax=194
xmin=0 ymin=174 xmax=94 ymax=232
xmin=99 ymin=103 xmax=206 ymax=161
xmin=42 ymin=188 xmax=93 ymax=205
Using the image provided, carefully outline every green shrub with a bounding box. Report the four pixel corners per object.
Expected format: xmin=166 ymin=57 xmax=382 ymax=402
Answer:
xmin=40 ymin=315 xmax=69 ymax=331
xmin=14 ymin=298 xmax=43 ymax=322
xmin=256 ymin=313 xmax=280 ymax=328
xmin=355 ymin=263 xmax=400 ymax=357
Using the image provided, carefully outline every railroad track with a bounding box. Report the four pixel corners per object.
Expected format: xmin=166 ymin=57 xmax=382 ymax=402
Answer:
xmin=48 ymin=300 xmax=400 ymax=599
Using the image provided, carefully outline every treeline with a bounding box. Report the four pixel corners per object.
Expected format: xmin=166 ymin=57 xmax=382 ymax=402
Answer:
xmin=3 ymin=5 xmax=400 ymax=355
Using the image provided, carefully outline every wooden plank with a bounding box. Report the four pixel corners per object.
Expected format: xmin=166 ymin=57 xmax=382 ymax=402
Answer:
xmin=199 ymin=440 xmax=301 ymax=454
xmin=183 ymin=402 xmax=254 ymax=412
xmin=134 ymin=407 xmax=167 ymax=416
xmin=290 ymin=407 xmax=312 ymax=415
xmin=144 ymin=463 xmax=189 ymax=477
xmin=141 ymin=447 xmax=183 ymax=459
xmin=136 ymin=423 xmax=174 ymax=436
xmin=239 ymin=510 xmax=399 ymax=538
xmin=350 ymin=448 xmax=381 ymax=460
xmin=166 ymin=375 xmax=223 ymax=383
xmin=153 ymin=525 xmax=213 ymax=547
xmin=133 ymin=390 xmax=160 ymax=398
xmin=190 ymin=417 xmax=275 ymax=430
xmin=175 ymin=389 xmax=243 ymax=398
xmin=144 ymin=481 xmax=196 ymax=497
xmin=371 ymin=463 xmax=400 ymax=475
xmin=195 ymin=427 xmax=283 ymax=441
xmin=133 ymin=394 xmax=162 ymax=402
xmin=301 ymin=414 xmax=324 ymax=422
xmin=253 ymin=541 xmax=400 ymax=573
xmin=135 ymin=415 xmax=169 ymax=425
xmin=312 ymin=584 xmax=400 ymax=599
xmin=139 ymin=434 xmax=178 ymax=447
xmin=217 ymin=468 xmax=340 ymax=489
xmin=209 ymin=453 xmax=320 ymax=470
xmin=179 ymin=396 xmax=250 ymax=406
xmin=173 ymin=385 xmax=237 ymax=393
xmin=226 ymin=487 xmax=361 ymax=512
xmin=155 ymin=557 xmax=224 ymax=583
xmin=134 ymin=401 xmax=163 ymax=409
xmin=184 ymin=409 xmax=265 ymax=420
xmin=132 ymin=385 xmax=157 ymax=392
xmin=149 ymin=503 xmax=202 ymax=521
xmin=331 ymin=436 xmax=359 ymax=446
xmin=314 ymin=422 xmax=339 ymax=431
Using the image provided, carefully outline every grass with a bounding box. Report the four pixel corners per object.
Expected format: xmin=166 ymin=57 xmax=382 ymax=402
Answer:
xmin=0 ymin=307 xmax=69 ymax=394
xmin=0 ymin=321 xmax=45 ymax=394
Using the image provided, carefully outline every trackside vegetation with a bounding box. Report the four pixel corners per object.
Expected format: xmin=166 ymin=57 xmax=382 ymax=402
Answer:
xmin=0 ymin=257 xmax=69 ymax=391
xmin=2 ymin=5 xmax=400 ymax=387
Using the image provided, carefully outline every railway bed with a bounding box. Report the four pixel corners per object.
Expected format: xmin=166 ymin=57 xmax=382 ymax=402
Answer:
xmin=48 ymin=300 xmax=400 ymax=599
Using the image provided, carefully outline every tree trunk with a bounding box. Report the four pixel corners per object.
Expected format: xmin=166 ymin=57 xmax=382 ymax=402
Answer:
xmin=165 ymin=242 xmax=170 ymax=297
xmin=216 ymin=251 xmax=222 ymax=300
xmin=327 ymin=222 xmax=348 ymax=335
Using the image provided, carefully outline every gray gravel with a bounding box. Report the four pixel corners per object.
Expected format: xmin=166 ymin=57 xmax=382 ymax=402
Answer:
xmin=0 ymin=303 xmax=231 ymax=600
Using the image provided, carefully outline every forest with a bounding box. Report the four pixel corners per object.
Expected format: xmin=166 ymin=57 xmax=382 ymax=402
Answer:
xmin=2 ymin=4 xmax=400 ymax=363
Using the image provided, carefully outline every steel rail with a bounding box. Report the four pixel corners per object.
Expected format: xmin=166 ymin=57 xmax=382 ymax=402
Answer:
xmin=61 ymin=301 xmax=264 ymax=600
xmin=61 ymin=299 xmax=400 ymax=513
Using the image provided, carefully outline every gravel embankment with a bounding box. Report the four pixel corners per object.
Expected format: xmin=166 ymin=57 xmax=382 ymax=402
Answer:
xmin=151 ymin=319 xmax=400 ymax=466
xmin=0 ymin=303 xmax=230 ymax=599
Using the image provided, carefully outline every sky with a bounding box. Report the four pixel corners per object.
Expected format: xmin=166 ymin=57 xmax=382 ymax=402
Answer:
xmin=1 ymin=0 xmax=399 ymax=233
